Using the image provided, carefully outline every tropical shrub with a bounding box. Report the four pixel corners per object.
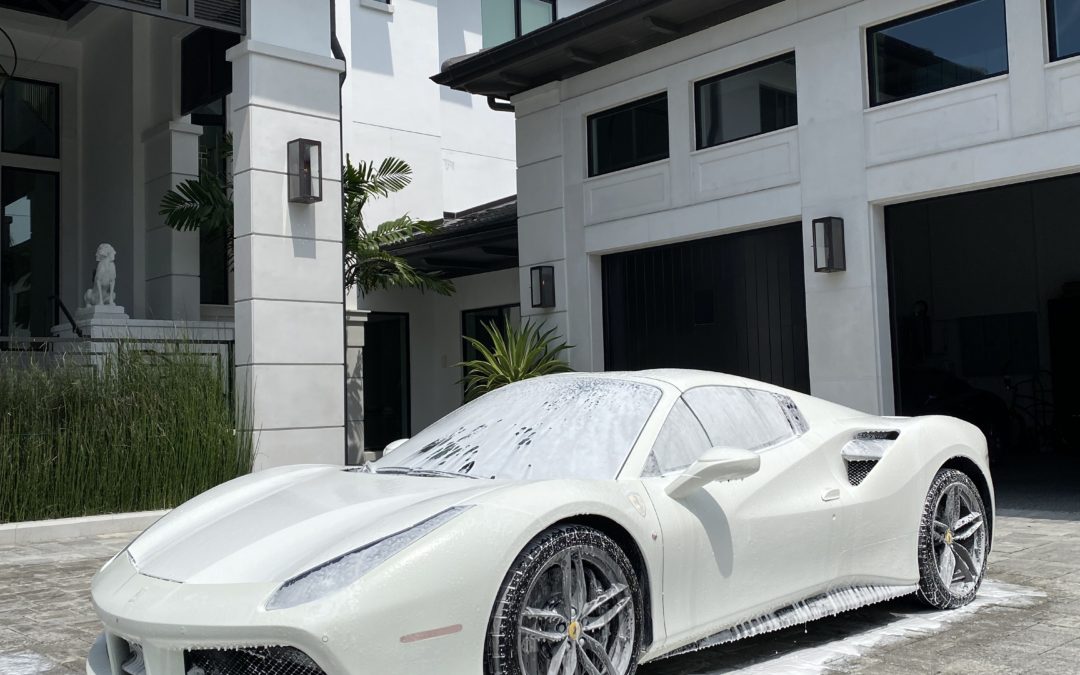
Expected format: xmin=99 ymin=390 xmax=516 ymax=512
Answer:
xmin=0 ymin=345 xmax=254 ymax=523
xmin=159 ymin=144 xmax=453 ymax=296
xmin=458 ymin=321 xmax=572 ymax=400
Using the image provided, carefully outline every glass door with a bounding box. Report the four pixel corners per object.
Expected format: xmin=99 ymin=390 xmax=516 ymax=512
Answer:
xmin=0 ymin=77 xmax=61 ymax=338
xmin=1 ymin=168 xmax=58 ymax=337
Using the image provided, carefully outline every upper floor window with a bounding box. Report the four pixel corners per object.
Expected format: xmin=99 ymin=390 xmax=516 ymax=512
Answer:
xmin=1049 ymin=0 xmax=1080 ymax=61
xmin=682 ymin=386 xmax=806 ymax=452
xmin=482 ymin=0 xmax=556 ymax=49
xmin=867 ymin=0 xmax=1008 ymax=107
xmin=587 ymin=93 xmax=669 ymax=177
xmin=1 ymin=78 xmax=60 ymax=158
xmin=695 ymin=53 xmax=798 ymax=150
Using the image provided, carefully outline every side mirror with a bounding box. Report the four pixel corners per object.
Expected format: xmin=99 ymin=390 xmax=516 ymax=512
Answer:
xmin=665 ymin=447 xmax=761 ymax=499
xmin=383 ymin=438 xmax=410 ymax=456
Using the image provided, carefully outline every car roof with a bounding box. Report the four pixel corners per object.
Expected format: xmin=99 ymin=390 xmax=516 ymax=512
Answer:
xmin=550 ymin=369 xmax=790 ymax=394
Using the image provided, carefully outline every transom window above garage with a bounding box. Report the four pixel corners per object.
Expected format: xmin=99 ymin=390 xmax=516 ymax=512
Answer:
xmin=587 ymin=93 xmax=669 ymax=177
xmin=695 ymin=53 xmax=798 ymax=150
xmin=867 ymin=0 xmax=1008 ymax=107
xmin=1049 ymin=0 xmax=1080 ymax=61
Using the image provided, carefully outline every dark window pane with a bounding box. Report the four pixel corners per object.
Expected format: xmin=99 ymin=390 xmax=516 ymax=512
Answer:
xmin=588 ymin=94 xmax=669 ymax=177
xmin=1 ymin=168 xmax=58 ymax=337
xmin=180 ymin=28 xmax=240 ymax=115
xmin=1 ymin=79 xmax=59 ymax=158
xmin=193 ymin=104 xmax=230 ymax=305
xmin=1050 ymin=0 xmax=1080 ymax=61
xmin=695 ymin=54 xmax=797 ymax=150
xmin=520 ymin=0 xmax=554 ymax=35
xmin=868 ymin=0 xmax=1008 ymax=107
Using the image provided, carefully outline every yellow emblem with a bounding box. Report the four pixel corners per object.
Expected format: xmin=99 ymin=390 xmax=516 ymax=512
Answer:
xmin=567 ymin=621 xmax=581 ymax=641
xmin=944 ymin=530 xmax=953 ymax=545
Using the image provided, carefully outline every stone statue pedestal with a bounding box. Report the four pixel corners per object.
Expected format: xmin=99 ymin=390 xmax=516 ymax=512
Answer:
xmin=53 ymin=305 xmax=130 ymax=341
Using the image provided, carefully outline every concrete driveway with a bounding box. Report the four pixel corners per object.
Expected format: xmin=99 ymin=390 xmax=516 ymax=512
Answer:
xmin=1 ymin=512 xmax=1079 ymax=674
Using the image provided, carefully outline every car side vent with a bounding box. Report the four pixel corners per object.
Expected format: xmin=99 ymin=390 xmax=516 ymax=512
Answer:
xmin=846 ymin=460 xmax=877 ymax=486
xmin=842 ymin=431 xmax=900 ymax=486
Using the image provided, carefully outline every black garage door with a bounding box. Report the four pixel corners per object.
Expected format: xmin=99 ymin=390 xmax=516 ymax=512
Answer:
xmin=602 ymin=223 xmax=810 ymax=392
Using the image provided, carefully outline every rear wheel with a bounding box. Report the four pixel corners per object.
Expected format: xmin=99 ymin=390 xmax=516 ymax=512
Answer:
xmin=486 ymin=525 xmax=642 ymax=675
xmin=916 ymin=469 xmax=989 ymax=609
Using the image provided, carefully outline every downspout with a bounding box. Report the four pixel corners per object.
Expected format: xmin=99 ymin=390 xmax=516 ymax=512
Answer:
xmin=487 ymin=96 xmax=514 ymax=113
xmin=331 ymin=0 xmax=350 ymax=464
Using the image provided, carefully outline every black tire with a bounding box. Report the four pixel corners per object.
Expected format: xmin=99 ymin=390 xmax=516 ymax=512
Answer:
xmin=916 ymin=468 xmax=990 ymax=609
xmin=485 ymin=525 xmax=643 ymax=675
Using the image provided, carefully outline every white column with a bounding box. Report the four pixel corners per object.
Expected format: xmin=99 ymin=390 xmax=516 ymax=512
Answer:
xmin=142 ymin=121 xmax=203 ymax=320
xmin=797 ymin=11 xmax=884 ymax=413
xmin=228 ymin=7 xmax=346 ymax=469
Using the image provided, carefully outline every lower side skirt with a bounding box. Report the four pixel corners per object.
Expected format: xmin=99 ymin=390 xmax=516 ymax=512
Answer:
xmin=662 ymin=583 xmax=920 ymax=659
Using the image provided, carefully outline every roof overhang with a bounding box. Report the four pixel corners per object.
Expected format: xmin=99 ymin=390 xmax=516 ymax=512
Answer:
xmin=432 ymin=0 xmax=784 ymax=99
xmin=388 ymin=197 xmax=519 ymax=279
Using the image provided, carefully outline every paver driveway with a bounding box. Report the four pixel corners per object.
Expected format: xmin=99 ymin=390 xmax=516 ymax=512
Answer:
xmin=1 ymin=512 xmax=1079 ymax=674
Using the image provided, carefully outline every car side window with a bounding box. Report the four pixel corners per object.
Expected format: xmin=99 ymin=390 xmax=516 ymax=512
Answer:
xmin=643 ymin=399 xmax=712 ymax=476
xmin=683 ymin=386 xmax=805 ymax=452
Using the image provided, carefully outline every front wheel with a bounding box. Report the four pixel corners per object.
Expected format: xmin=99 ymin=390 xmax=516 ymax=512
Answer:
xmin=486 ymin=525 xmax=643 ymax=675
xmin=916 ymin=468 xmax=989 ymax=609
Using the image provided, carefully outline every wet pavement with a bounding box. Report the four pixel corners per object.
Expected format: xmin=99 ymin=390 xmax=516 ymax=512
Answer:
xmin=1 ymin=513 xmax=1079 ymax=674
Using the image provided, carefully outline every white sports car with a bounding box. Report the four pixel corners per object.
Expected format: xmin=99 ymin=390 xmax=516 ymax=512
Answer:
xmin=87 ymin=370 xmax=993 ymax=675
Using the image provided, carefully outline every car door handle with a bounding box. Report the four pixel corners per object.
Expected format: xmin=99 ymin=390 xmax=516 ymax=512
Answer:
xmin=821 ymin=488 xmax=841 ymax=502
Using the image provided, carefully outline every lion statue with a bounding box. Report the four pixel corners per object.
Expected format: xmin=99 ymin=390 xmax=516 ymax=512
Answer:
xmin=83 ymin=243 xmax=117 ymax=307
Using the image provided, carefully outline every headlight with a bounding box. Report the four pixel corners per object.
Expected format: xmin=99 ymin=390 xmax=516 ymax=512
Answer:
xmin=265 ymin=506 xmax=472 ymax=611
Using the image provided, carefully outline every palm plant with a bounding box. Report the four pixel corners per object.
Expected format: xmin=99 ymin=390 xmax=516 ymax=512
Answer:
xmin=159 ymin=145 xmax=453 ymax=296
xmin=342 ymin=157 xmax=454 ymax=295
xmin=458 ymin=321 xmax=572 ymax=400
xmin=159 ymin=134 xmax=234 ymax=265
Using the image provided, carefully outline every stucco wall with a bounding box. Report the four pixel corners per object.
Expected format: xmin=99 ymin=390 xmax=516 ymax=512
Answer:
xmin=511 ymin=0 xmax=1080 ymax=415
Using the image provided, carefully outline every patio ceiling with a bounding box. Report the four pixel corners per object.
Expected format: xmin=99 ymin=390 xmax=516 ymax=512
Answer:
xmin=389 ymin=197 xmax=519 ymax=279
xmin=0 ymin=0 xmax=88 ymax=20
xmin=0 ymin=0 xmax=243 ymax=33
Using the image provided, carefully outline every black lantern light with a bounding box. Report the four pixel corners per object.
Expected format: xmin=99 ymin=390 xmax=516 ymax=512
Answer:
xmin=288 ymin=138 xmax=322 ymax=204
xmin=530 ymin=265 xmax=556 ymax=308
xmin=812 ymin=216 xmax=846 ymax=273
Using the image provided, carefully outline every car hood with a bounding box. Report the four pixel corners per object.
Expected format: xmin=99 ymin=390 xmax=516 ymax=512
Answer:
xmin=125 ymin=465 xmax=503 ymax=585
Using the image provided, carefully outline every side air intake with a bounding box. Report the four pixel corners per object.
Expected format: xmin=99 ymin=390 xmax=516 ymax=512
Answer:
xmin=841 ymin=430 xmax=899 ymax=486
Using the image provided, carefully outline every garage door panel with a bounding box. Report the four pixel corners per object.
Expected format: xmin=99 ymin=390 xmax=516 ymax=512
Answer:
xmin=602 ymin=223 xmax=810 ymax=392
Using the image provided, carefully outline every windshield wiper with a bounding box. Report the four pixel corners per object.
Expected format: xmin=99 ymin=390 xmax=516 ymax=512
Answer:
xmin=374 ymin=466 xmax=482 ymax=480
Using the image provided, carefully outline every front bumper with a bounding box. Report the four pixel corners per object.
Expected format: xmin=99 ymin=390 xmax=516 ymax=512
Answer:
xmin=87 ymin=553 xmax=486 ymax=675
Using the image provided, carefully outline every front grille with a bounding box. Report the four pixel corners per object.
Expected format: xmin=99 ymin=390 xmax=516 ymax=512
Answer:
xmin=846 ymin=459 xmax=878 ymax=486
xmin=185 ymin=647 xmax=325 ymax=675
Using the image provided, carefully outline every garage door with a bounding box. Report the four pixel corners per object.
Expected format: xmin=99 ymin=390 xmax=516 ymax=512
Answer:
xmin=602 ymin=222 xmax=810 ymax=392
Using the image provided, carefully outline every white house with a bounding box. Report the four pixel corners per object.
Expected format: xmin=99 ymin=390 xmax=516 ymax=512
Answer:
xmin=434 ymin=0 xmax=1080 ymax=479
xmin=350 ymin=0 xmax=604 ymax=456
xmin=0 ymin=0 xmax=609 ymax=467
xmin=0 ymin=0 xmax=350 ymax=469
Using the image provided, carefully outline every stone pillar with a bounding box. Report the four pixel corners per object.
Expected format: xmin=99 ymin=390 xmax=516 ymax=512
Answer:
xmin=142 ymin=121 xmax=204 ymax=321
xmin=227 ymin=5 xmax=346 ymax=469
xmin=345 ymin=310 xmax=369 ymax=464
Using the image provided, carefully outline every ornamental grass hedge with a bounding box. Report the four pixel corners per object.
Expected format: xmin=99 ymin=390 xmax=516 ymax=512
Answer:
xmin=0 ymin=345 xmax=254 ymax=524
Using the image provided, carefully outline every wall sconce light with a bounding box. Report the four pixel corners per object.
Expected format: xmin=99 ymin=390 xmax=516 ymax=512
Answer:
xmin=812 ymin=216 xmax=846 ymax=272
xmin=288 ymin=138 xmax=322 ymax=204
xmin=530 ymin=265 xmax=556 ymax=308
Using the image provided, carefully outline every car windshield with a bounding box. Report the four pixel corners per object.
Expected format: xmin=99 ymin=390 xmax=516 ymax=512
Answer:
xmin=373 ymin=376 xmax=662 ymax=480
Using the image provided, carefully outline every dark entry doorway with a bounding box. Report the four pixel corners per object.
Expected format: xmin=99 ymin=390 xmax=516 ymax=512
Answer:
xmin=363 ymin=312 xmax=411 ymax=453
xmin=886 ymin=175 xmax=1080 ymax=511
xmin=602 ymin=222 xmax=810 ymax=392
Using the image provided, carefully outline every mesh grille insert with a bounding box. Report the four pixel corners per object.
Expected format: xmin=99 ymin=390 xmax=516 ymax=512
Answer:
xmin=846 ymin=459 xmax=878 ymax=486
xmin=185 ymin=647 xmax=325 ymax=675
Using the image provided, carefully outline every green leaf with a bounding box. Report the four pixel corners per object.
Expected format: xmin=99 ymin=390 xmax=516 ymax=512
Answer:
xmin=455 ymin=320 xmax=573 ymax=400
